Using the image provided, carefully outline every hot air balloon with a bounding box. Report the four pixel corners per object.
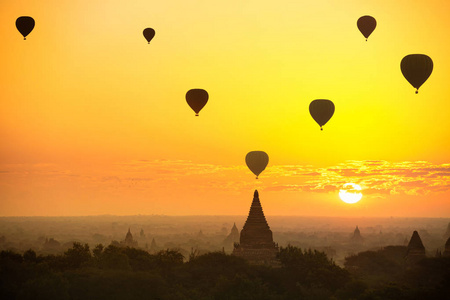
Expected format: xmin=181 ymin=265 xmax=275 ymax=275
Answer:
xmin=400 ymin=54 xmax=433 ymax=94
xmin=245 ymin=151 xmax=269 ymax=179
xmin=186 ymin=89 xmax=208 ymax=116
xmin=143 ymin=28 xmax=155 ymax=44
xmin=16 ymin=16 xmax=35 ymax=40
xmin=309 ymin=99 xmax=335 ymax=131
xmin=357 ymin=16 xmax=376 ymax=41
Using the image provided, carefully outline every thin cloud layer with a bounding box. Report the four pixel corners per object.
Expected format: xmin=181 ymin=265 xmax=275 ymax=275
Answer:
xmin=1 ymin=160 xmax=449 ymax=197
xmin=266 ymin=161 xmax=450 ymax=196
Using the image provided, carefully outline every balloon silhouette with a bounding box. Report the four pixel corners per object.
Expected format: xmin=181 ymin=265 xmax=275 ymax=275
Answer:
xmin=245 ymin=151 xmax=269 ymax=179
xmin=357 ymin=16 xmax=376 ymax=41
xmin=309 ymin=100 xmax=335 ymax=131
xmin=186 ymin=89 xmax=208 ymax=116
xmin=143 ymin=28 xmax=155 ymax=44
xmin=16 ymin=16 xmax=35 ymax=40
xmin=401 ymin=54 xmax=433 ymax=94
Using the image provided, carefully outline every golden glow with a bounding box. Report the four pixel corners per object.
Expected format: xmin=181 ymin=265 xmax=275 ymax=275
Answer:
xmin=1 ymin=0 xmax=450 ymax=217
xmin=339 ymin=183 xmax=363 ymax=204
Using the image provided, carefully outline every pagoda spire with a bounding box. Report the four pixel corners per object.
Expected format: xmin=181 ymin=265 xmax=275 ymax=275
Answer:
xmin=406 ymin=230 xmax=425 ymax=265
xmin=241 ymin=190 xmax=271 ymax=236
xmin=407 ymin=231 xmax=425 ymax=251
xmin=233 ymin=190 xmax=279 ymax=266
xmin=444 ymin=237 xmax=450 ymax=257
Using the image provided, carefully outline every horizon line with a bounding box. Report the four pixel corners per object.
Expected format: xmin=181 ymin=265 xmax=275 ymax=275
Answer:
xmin=0 ymin=214 xmax=448 ymax=219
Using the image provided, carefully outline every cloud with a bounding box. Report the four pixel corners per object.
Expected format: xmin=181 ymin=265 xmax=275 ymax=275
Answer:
xmin=2 ymin=160 xmax=450 ymax=197
xmin=264 ymin=160 xmax=450 ymax=196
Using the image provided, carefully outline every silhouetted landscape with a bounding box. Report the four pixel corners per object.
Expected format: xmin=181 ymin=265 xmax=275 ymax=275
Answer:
xmin=1 ymin=214 xmax=449 ymax=299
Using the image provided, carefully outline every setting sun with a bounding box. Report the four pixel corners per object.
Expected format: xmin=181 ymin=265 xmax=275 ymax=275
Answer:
xmin=1 ymin=0 xmax=450 ymax=217
xmin=339 ymin=183 xmax=363 ymax=204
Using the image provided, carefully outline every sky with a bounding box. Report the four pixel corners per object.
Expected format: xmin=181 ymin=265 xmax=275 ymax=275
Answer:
xmin=1 ymin=0 xmax=450 ymax=217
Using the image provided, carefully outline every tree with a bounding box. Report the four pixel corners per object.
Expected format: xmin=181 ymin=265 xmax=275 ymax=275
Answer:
xmin=63 ymin=242 xmax=91 ymax=269
xmin=23 ymin=249 xmax=37 ymax=263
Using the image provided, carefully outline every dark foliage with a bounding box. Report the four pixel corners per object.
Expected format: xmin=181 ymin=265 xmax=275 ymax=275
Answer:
xmin=344 ymin=247 xmax=450 ymax=300
xmin=0 ymin=244 xmax=448 ymax=299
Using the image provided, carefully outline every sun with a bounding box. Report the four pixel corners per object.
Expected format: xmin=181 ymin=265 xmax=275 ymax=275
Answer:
xmin=339 ymin=183 xmax=363 ymax=204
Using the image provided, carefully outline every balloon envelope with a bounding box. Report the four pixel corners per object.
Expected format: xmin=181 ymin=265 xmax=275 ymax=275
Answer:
xmin=143 ymin=28 xmax=155 ymax=43
xmin=186 ymin=89 xmax=208 ymax=116
xmin=357 ymin=16 xmax=376 ymax=40
xmin=309 ymin=99 xmax=335 ymax=130
xmin=245 ymin=151 xmax=269 ymax=179
xmin=400 ymin=54 xmax=433 ymax=94
xmin=16 ymin=16 xmax=35 ymax=40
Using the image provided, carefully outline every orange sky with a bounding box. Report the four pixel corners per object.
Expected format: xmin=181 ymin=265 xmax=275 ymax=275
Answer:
xmin=1 ymin=0 xmax=450 ymax=217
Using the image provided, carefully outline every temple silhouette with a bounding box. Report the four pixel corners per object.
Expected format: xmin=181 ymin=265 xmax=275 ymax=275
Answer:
xmin=223 ymin=223 xmax=240 ymax=252
xmin=233 ymin=190 xmax=279 ymax=266
xmin=121 ymin=228 xmax=138 ymax=248
xmin=351 ymin=226 xmax=364 ymax=243
xmin=444 ymin=237 xmax=450 ymax=257
xmin=406 ymin=230 xmax=425 ymax=265
xmin=444 ymin=222 xmax=450 ymax=239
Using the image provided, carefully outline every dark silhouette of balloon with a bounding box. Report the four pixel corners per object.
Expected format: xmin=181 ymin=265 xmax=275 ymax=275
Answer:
xmin=143 ymin=28 xmax=155 ymax=44
xmin=16 ymin=16 xmax=35 ymax=40
xmin=186 ymin=89 xmax=208 ymax=116
xmin=309 ymin=100 xmax=335 ymax=131
xmin=245 ymin=151 xmax=269 ymax=179
xmin=357 ymin=16 xmax=376 ymax=41
xmin=401 ymin=54 xmax=433 ymax=94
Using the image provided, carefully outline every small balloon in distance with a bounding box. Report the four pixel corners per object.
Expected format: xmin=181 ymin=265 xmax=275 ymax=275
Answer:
xmin=143 ymin=28 xmax=155 ymax=44
xmin=245 ymin=151 xmax=269 ymax=179
xmin=400 ymin=54 xmax=433 ymax=94
xmin=309 ymin=99 xmax=335 ymax=131
xmin=357 ymin=16 xmax=376 ymax=41
xmin=186 ymin=89 xmax=208 ymax=116
xmin=16 ymin=16 xmax=35 ymax=40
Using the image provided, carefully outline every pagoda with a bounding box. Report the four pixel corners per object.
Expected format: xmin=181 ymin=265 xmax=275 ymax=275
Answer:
xmin=232 ymin=190 xmax=279 ymax=266
xmin=443 ymin=237 xmax=450 ymax=257
xmin=223 ymin=223 xmax=240 ymax=252
xmin=351 ymin=226 xmax=364 ymax=243
xmin=405 ymin=230 xmax=425 ymax=265
xmin=121 ymin=228 xmax=138 ymax=248
xmin=444 ymin=222 xmax=450 ymax=240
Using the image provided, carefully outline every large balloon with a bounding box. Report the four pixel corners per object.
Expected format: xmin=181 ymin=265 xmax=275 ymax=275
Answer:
xmin=186 ymin=89 xmax=208 ymax=116
xmin=16 ymin=16 xmax=35 ymax=40
xmin=143 ymin=28 xmax=155 ymax=44
xmin=400 ymin=54 xmax=433 ymax=94
xmin=309 ymin=99 xmax=335 ymax=131
xmin=357 ymin=16 xmax=376 ymax=41
xmin=245 ymin=151 xmax=269 ymax=179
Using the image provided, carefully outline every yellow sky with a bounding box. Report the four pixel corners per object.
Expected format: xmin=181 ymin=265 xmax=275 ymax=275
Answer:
xmin=1 ymin=0 xmax=450 ymax=217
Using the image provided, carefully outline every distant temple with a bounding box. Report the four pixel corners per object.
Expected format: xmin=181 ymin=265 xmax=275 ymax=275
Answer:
xmin=150 ymin=238 xmax=158 ymax=253
xmin=121 ymin=228 xmax=138 ymax=248
xmin=444 ymin=222 xmax=450 ymax=240
xmin=443 ymin=237 xmax=450 ymax=257
xmin=197 ymin=230 xmax=205 ymax=239
xmin=233 ymin=190 xmax=279 ymax=266
xmin=42 ymin=237 xmax=61 ymax=253
xmin=406 ymin=230 xmax=425 ymax=265
xmin=351 ymin=226 xmax=364 ymax=242
xmin=223 ymin=223 xmax=240 ymax=252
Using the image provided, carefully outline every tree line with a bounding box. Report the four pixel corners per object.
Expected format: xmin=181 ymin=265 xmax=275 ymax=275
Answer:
xmin=1 ymin=243 xmax=448 ymax=299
